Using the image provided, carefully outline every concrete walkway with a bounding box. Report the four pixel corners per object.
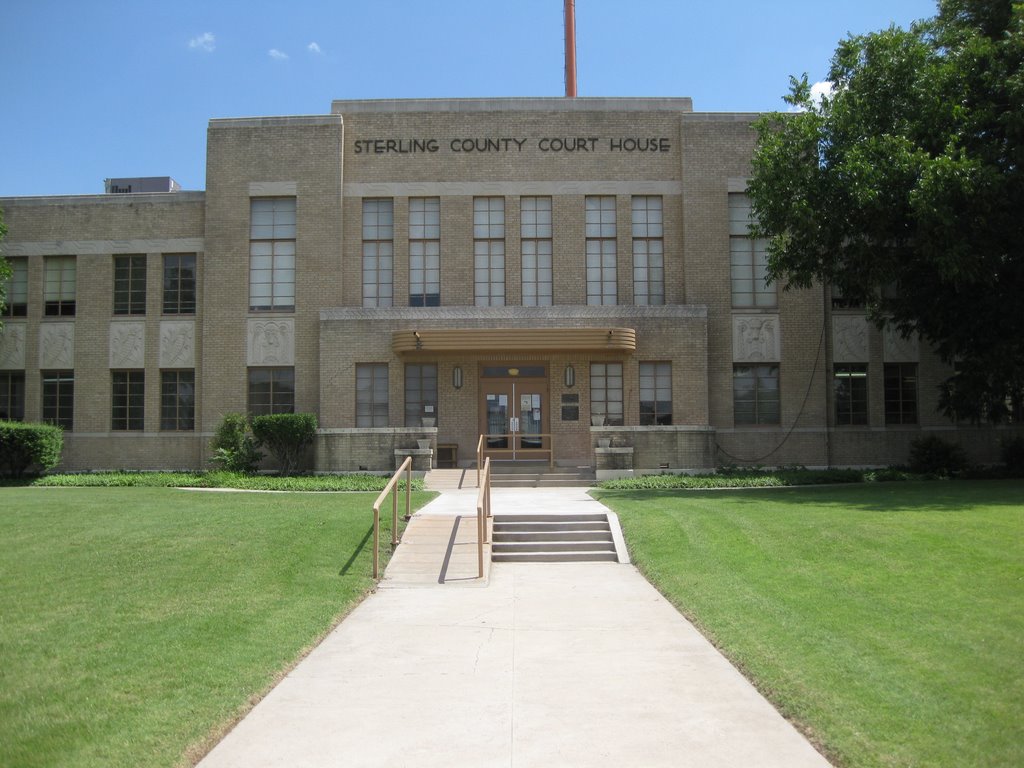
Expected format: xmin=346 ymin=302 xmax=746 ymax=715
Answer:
xmin=198 ymin=488 xmax=831 ymax=768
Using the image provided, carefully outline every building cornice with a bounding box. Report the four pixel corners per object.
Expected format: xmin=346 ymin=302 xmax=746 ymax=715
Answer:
xmin=331 ymin=97 xmax=694 ymax=114
xmin=0 ymin=192 xmax=205 ymax=206
xmin=321 ymin=305 xmax=708 ymax=322
xmin=209 ymin=115 xmax=343 ymax=129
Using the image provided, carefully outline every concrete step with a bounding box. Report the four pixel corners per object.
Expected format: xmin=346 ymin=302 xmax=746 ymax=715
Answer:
xmin=489 ymin=462 xmax=557 ymax=475
xmin=493 ymin=540 xmax=616 ymax=553
xmin=496 ymin=513 xmax=608 ymax=523
xmin=494 ymin=530 xmax=614 ymax=542
xmin=493 ymin=521 xmax=611 ymax=533
xmin=487 ymin=464 xmax=596 ymax=488
xmin=490 ymin=478 xmax=596 ymax=488
xmin=492 ymin=550 xmax=619 ymax=563
xmin=491 ymin=512 xmax=619 ymax=563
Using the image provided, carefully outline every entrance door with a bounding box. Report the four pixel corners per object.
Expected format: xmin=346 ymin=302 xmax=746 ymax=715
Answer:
xmin=479 ymin=368 xmax=548 ymax=460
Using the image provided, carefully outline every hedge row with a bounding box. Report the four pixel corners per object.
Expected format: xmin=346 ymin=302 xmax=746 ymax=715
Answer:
xmin=0 ymin=421 xmax=63 ymax=478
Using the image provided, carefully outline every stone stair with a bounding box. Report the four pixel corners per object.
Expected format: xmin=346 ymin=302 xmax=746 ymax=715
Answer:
xmin=491 ymin=513 xmax=618 ymax=562
xmin=488 ymin=462 xmax=596 ymax=488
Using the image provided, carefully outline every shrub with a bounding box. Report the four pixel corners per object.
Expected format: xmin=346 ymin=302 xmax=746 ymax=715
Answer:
xmin=908 ymin=435 xmax=968 ymax=477
xmin=251 ymin=413 xmax=318 ymax=476
xmin=209 ymin=413 xmax=263 ymax=474
xmin=1000 ymin=435 xmax=1024 ymax=476
xmin=0 ymin=421 xmax=64 ymax=477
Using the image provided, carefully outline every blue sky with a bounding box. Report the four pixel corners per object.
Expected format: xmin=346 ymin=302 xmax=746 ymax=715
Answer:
xmin=1 ymin=0 xmax=938 ymax=197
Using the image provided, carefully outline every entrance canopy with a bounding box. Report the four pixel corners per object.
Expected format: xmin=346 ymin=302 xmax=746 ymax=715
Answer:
xmin=392 ymin=327 xmax=636 ymax=355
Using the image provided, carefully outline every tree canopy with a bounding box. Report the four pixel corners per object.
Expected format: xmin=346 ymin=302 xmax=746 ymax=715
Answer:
xmin=749 ymin=0 xmax=1023 ymax=422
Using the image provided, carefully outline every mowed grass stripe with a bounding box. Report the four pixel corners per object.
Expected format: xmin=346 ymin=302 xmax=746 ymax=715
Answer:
xmin=594 ymin=480 xmax=1024 ymax=768
xmin=0 ymin=487 xmax=435 ymax=768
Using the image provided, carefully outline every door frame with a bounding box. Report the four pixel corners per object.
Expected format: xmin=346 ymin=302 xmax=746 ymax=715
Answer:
xmin=478 ymin=364 xmax=550 ymax=462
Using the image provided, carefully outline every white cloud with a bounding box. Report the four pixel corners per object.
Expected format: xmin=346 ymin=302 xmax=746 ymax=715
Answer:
xmin=810 ymin=80 xmax=834 ymax=106
xmin=188 ymin=32 xmax=216 ymax=52
xmin=787 ymin=80 xmax=835 ymax=113
xmin=307 ymin=42 xmax=322 ymax=54
xmin=269 ymin=49 xmax=289 ymax=60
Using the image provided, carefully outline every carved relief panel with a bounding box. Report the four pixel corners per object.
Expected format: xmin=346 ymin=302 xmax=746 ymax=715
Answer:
xmin=160 ymin=321 xmax=196 ymax=368
xmin=248 ymin=318 xmax=294 ymax=366
xmin=832 ymin=315 xmax=869 ymax=363
xmin=732 ymin=315 xmax=780 ymax=363
xmin=110 ymin=322 xmax=146 ymax=368
xmin=883 ymin=324 xmax=919 ymax=362
xmin=0 ymin=323 xmax=27 ymax=369
xmin=39 ymin=323 xmax=75 ymax=369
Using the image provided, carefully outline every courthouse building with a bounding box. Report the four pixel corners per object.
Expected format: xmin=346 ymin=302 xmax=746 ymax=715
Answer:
xmin=0 ymin=97 xmax=1014 ymax=474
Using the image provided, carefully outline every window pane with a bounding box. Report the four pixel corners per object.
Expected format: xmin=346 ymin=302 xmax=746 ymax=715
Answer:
xmin=356 ymin=363 xmax=388 ymax=427
xmin=0 ymin=372 xmax=26 ymax=421
xmin=42 ymin=371 xmax=74 ymax=430
xmin=163 ymin=254 xmax=197 ymax=314
xmin=734 ymin=365 xmax=780 ymax=425
xmin=250 ymin=198 xmax=297 ymax=310
xmin=591 ymin=362 xmax=624 ymax=426
xmin=248 ymin=367 xmax=294 ymax=415
xmin=44 ymin=256 xmax=76 ymax=316
xmin=112 ymin=370 xmax=144 ymax=430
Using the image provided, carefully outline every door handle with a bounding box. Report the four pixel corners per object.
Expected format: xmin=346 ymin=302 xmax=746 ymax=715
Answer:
xmin=509 ymin=417 xmax=520 ymax=432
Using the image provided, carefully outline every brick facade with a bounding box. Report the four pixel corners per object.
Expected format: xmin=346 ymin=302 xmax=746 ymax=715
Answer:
xmin=0 ymin=98 xmax=1016 ymax=472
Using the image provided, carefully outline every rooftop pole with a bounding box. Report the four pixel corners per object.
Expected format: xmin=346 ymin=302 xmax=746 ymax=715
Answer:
xmin=564 ymin=0 xmax=577 ymax=97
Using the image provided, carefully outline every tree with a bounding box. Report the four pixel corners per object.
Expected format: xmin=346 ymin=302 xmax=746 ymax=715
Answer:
xmin=209 ymin=413 xmax=263 ymax=474
xmin=251 ymin=413 xmax=318 ymax=476
xmin=749 ymin=0 xmax=1024 ymax=422
xmin=0 ymin=208 xmax=11 ymax=330
xmin=0 ymin=422 xmax=64 ymax=478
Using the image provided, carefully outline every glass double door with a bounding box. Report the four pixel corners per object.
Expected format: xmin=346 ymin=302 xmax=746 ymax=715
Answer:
xmin=481 ymin=377 xmax=547 ymax=459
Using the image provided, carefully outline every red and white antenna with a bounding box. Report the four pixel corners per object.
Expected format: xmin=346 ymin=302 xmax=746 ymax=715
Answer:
xmin=564 ymin=0 xmax=577 ymax=97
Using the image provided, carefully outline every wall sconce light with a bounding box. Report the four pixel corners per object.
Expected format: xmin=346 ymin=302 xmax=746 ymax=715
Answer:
xmin=414 ymin=330 xmax=422 ymax=350
xmin=564 ymin=365 xmax=576 ymax=388
xmin=452 ymin=366 xmax=463 ymax=389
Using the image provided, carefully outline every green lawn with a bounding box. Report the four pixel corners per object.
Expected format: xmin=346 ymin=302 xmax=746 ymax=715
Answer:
xmin=0 ymin=487 xmax=435 ymax=768
xmin=594 ymin=480 xmax=1024 ymax=768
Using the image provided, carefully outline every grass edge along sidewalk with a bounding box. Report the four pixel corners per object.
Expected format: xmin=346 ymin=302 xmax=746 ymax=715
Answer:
xmin=594 ymin=480 xmax=1024 ymax=768
xmin=0 ymin=486 xmax=436 ymax=768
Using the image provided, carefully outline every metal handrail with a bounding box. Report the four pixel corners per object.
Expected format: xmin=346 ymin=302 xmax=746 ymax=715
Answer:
xmin=371 ymin=455 xmax=413 ymax=579
xmin=475 ymin=456 xmax=492 ymax=578
xmin=479 ymin=433 xmax=555 ymax=470
xmin=476 ymin=434 xmax=485 ymax=488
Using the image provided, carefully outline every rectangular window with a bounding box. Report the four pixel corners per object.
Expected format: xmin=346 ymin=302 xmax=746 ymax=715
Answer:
xmin=639 ymin=362 xmax=672 ymax=425
xmin=160 ymin=370 xmax=195 ymax=431
xmin=44 ymin=256 xmax=76 ymax=316
xmin=409 ymin=198 xmax=440 ymax=306
xmin=362 ymin=199 xmax=394 ymax=308
xmin=249 ymin=198 xmax=296 ymax=311
xmin=884 ymin=363 xmax=918 ymax=425
xmin=474 ymin=197 xmax=505 ymax=306
xmin=42 ymin=371 xmax=74 ymax=430
xmin=834 ymin=364 xmax=868 ymax=426
xmin=729 ymin=193 xmax=775 ymax=308
xmin=113 ymin=255 xmax=146 ymax=315
xmin=632 ymin=197 xmax=664 ymax=306
xmin=356 ymin=363 xmax=389 ymax=427
xmin=590 ymin=362 xmax=624 ymax=426
xmin=163 ymin=254 xmax=197 ymax=314
xmin=404 ymin=363 xmax=438 ymax=427
xmin=0 ymin=371 xmax=26 ymax=421
xmin=830 ymin=284 xmax=864 ymax=310
xmin=734 ymin=364 xmax=781 ymax=425
xmin=2 ymin=257 xmax=28 ymax=317
xmin=112 ymin=370 xmax=145 ymax=431
xmin=248 ymin=367 xmax=295 ymax=415
xmin=521 ymin=197 xmax=553 ymax=306
xmin=586 ymin=196 xmax=617 ymax=305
